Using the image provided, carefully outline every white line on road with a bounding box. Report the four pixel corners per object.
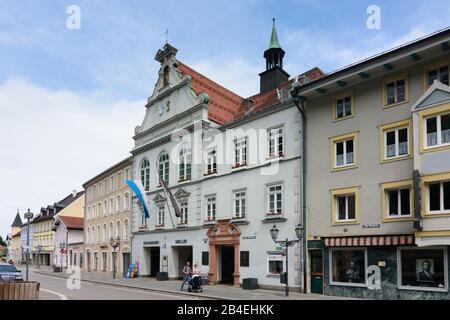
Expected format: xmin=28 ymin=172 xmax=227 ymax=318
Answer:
xmin=40 ymin=288 xmax=68 ymax=300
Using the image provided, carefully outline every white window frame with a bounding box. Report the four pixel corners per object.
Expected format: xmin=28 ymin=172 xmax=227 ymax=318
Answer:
xmin=427 ymin=180 xmax=450 ymax=214
xmin=267 ymin=252 xmax=285 ymax=276
xmin=267 ymin=126 xmax=284 ymax=158
xmin=384 ymin=126 xmax=409 ymax=160
xmin=329 ymin=247 xmax=368 ymax=287
xmin=178 ymin=146 xmax=192 ymax=182
xmin=157 ymin=205 xmax=165 ymax=228
xmin=158 ymin=153 xmax=170 ymax=185
xmin=335 ymin=95 xmax=353 ymax=119
xmin=206 ymin=149 xmax=217 ymax=175
xmin=124 ymin=193 xmax=130 ymax=210
xmin=116 ymin=195 xmax=122 ymax=212
xmin=205 ymin=196 xmax=216 ymax=222
xmin=386 ymin=187 xmax=412 ymax=218
xmin=234 ymin=137 xmax=247 ymax=167
xmin=334 ymin=139 xmax=355 ymax=168
xmin=424 ymin=112 xmax=450 ymax=149
xmin=140 ymin=159 xmax=150 ymax=191
xmin=267 ymin=184 xmax=283 ymax=215
xmin=233 ymin=190 xmax=247 ymax=219
xmin=397 ymin=246 xmax=448 ymax=292
xmin=179 ymin=202 xmax=188 ymax=225
xmin=385 ymin=78 xmax=406 ymax=105
xmin=109 ymin=198 xmax=114 ymax=214
xmin=335 ymin=194 xmax=356 ymax=222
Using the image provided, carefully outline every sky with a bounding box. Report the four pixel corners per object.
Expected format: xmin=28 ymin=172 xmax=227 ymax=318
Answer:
xmin=1 ymin=0 xmax=449 ymax=238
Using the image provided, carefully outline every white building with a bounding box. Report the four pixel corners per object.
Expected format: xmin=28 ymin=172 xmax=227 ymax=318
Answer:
xmin=130 ymin=23 xmax=323 ymax=290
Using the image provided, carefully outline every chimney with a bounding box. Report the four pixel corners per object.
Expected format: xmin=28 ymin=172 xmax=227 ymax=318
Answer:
xmin=72 ymin=190 xmax=77 ymax=198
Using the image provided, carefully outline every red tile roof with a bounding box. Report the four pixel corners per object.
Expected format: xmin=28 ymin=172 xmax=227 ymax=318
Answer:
xmin=59 ymin=216 xmax=84 ymax=230
xmin=178 ymin=62 xmax=245 ymax=125
xmin=177 ymin=62 xmax=325 ymax=125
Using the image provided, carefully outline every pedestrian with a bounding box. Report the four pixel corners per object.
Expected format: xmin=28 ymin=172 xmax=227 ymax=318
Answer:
xmin=180 ymin=261 xmax=192 ymax=290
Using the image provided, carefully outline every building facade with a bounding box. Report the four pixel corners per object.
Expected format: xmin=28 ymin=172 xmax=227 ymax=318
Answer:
xmin=297 ymin=28 xmax=450 ymax=299
xmin=83 ymin=158 xmax=132 ymax=276
xmin=9 ymin=211 xmax=22 ymax=263
xmin=130 ymin=23 xmax=322 ymax=290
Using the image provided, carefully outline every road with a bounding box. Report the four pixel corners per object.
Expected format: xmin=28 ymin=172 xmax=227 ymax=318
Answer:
xmin=25 ymin=270 xmax=202 ymax=300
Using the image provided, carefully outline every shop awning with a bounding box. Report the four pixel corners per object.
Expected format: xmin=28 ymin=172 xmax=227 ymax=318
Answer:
xmin=324 ymin=234 xmax=415 ymax=247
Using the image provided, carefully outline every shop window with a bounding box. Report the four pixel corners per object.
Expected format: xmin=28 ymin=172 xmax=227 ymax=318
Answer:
xmin=330 ymin=248 xmax=367 ymax=286
xmin=240 ymin=251 xmax=250 ymax=267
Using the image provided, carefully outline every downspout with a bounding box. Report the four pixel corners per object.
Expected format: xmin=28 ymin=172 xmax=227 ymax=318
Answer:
xmin=291 ymin=86 xmax=307 ymax=294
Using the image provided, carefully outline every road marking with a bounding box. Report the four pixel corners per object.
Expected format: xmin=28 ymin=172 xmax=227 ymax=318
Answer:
xmin=41 ymin=288 xmax=68 ymax=300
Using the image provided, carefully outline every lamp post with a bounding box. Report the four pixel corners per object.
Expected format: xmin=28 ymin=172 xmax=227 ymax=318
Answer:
xmin=24 ymin=209 xmax=33 ymax=281
xmin=109 ymin=236 xmax=120 ymax=279
xmin=270 ymin=224 xmax=303 ymax=297
xmin=36 ymin=245 xmax=43 ymax=269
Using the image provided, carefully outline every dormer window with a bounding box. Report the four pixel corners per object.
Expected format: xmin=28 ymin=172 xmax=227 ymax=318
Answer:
xmin=163 ymin=66 xmax=169 ymax=87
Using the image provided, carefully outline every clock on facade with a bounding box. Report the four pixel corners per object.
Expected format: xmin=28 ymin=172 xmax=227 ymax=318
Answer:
xmin=158 ymin=103 xmax=164 ymax=115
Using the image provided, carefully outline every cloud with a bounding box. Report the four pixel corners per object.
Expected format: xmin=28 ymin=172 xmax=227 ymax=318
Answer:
xmin=0 ymin=78 xmax=144 ymax=237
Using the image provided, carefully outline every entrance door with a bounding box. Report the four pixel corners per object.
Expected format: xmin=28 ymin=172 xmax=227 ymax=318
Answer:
xmin=123 ymin=253 xmax=131 ymax=277
xmin=86 ymin=252 xmax=91 ymax=271
xmin=150 ymin=247 xmax=160 ymax=276
xmin=310 ymin=250 xmax=323 ymax=294
xmin=102 ymin=252 xmax=107 ymax=271
xmin=220 ymin=246 xmax=235 ymax=284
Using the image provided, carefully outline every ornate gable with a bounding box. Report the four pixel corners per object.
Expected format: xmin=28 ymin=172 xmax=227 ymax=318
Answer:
xmin=174 ymin=188 xmax=191 ymax=201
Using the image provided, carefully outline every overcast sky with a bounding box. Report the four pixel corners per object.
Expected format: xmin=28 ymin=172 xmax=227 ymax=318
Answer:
xmin=1 ymin=0 xmax=449 ymax=238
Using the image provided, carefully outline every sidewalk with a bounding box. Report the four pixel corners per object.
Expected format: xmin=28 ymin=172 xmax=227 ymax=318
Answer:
xmin=32 ymin=266 xmax=352 ymax=300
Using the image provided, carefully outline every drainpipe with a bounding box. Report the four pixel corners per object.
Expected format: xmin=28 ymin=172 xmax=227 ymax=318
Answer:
xmin=291 ymin=86 xmax=307 ymax=294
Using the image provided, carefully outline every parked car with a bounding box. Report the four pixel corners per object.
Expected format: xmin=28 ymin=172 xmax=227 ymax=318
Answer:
xmin=0 ymin=263 xmax=23 ymax=281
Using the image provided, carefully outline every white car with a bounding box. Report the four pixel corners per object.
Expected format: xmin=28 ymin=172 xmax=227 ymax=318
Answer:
xmin=0 ymin=263 xmax=23 ymax=281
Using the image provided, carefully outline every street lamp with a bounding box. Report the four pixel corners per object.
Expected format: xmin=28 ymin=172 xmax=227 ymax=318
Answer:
xmin=24 ymin=209 xmax=34 ymax=281
xmin=109 ymin=236 xmax=120 ymax=279
xmin=36 ymin=245 xmax=43 ymax=269
xmin=269 ymin=224 xmax=303 ymax=297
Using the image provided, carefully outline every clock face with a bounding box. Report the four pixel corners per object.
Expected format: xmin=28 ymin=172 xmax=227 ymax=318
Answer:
xmin=158 ymin=103 xmax=164 ymax=115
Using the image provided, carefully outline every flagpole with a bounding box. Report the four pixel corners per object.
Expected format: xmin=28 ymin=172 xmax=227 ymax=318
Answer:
xmin=156 ymin=158 xmax=177 ymax=228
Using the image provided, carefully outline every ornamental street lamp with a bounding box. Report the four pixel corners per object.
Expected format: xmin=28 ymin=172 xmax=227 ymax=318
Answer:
xmin=109 ymin=236 xmax=121 ymax=279
xmin=269 ymin=224 xmax=303 ymax=297
xmin=24 ymin=209 xmax=34 ymax=281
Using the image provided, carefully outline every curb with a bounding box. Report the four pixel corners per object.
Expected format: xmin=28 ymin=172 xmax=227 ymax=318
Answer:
xmin=33 ymin=270 xmax=232 ymax=300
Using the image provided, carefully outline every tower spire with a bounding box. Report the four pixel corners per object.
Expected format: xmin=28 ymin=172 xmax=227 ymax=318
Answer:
xmin=268 ymin=18 xmax=281 ymax=49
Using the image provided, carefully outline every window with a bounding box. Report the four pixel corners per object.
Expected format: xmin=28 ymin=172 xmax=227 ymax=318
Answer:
xmin=267 ymin=253 xmax=284 ymax=275
xmin=157 ymin=205 xmax=165 ymax=228
xmin=425 ymin=61 xmax=449 ymax=88
xmin=427 ymin=180 xmax=450 ymax=214
xmin=333 ymin=92 xmax=354 ymax=121
xmin=103 ymin=201 xmax=108 ymax=216
xmin=98 ymin=203 xmax=102 ymax=217
xmin=205 ymin=196 xmax=216 ymax=222
xmin=425 ymin=112 xmax=450 ymax=148
xmin=116 ymin=195 xmax=122 ymax=212
xmin=116 ymin=221 xmax=121 ymax=240
xmin=163 ymin=66 xmax=169 ymax=86
xmin=234 ymin=137 xmax=247 ymax=168
xmin=382 ymin=180 xmax=413 ymax=221
xmin=179 ymin=202 xmax=188 ymax=225
xmin=140 ymin=159 xmax=150 ymax=191
xmin=103 ymin=224 xmax=107 ymax=242
xmin=109 ymin=223 xmax=114 ymax=239
xmin=124 ymin=193 xmax=130 ymax=210
xmin=92 ymin=206 xmax=97 ymax=219
xmin=331 ymin=187 xmax=359 ymax=225
xmin=398 ymin=248 xmax=447 ymax=291
xmin=97 ymin=225 xmax=100 ymax=244
xmin=92 ymin=226 xmax=96 ymax=242
xmin=379 ymin=120 xmax=412 ymax=163
xmin=86 ymin=227 xmax=90 ymax=243
xmin=202 ymin=252 xmax=209 ymax=266
xmin=330 ymin=248 xmax=367 ymax=286
xmin=267 ymin=184 xmax=283 ymax=215
xmin=117 ymin=172 xmax=122 ymax=189
xmin=233 ymin=190 xmax=246 ymax=219
xmin=206 ymin=149 xmax=217 ymax=175
xmin=109 ymin=198 xmax=114 ymax=214
xmin=87 ymin=207 xmax=91 ymax=219
xmin=178 ymin=146 xmax=192 ymax=182
xmin=330 ymin=132 xmax=358 ymax=171
xmin=240 ymin=251 xmax=250 ymax=267
xmin=383 ymin=73 xmax=408 ymax=107
xmin=124 ymin=220 xmax=129 ymax=239
xmin=111 ymin=175 xmax=116 ymax=191
xmin=158 ymin=153 xmax=170 ymax=185
xmin=268 ymin=126 xmax=284 ymax=157
xmin=125 ymin=168 xmax=130 ymax=181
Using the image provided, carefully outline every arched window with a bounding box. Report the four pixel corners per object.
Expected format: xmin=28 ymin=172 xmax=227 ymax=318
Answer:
xmin=117 ymin=221 xmax=122 ymax=240
xmin=158 ymin=152 xmax=170 ymax=185
xmin=178 ymin=145 xmax=192 ymax=182
xmin=103 ymin=201 xmax=108 ymax=216
xmin=109 ymin=222 xmax=114 ymax=239
xmin=97 ymin=225 xmax=101 ymax=243
xmin=140 ymin=158 xmax=150 ymax=191
xmin=103 ymin=224 xmax=107 ymax=241
xmin=124 ymin=219 xmax=129 ymax=240
xmin=163 ymin=66 xmax=169 ymax=86
xmin=92 ymin=226 xmax=96 ymax=242
xmin=116 ymin=195 xmax=122 ymax=212
xmin=124 ymin=193 xmax=130 ymax=210
xmin=87 ymin=227 xmax=90 ymax=243
xmin=109 ymin=198 xmax=114 ymax=214
xmin=98 ymin=203 xmax=102 ymax=217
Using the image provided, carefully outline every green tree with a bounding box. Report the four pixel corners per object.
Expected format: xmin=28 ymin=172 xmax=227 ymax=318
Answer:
xmin=0 ymin=236 xmax=6 ymax=246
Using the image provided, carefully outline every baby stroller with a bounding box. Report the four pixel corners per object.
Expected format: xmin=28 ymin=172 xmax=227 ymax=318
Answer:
xmin=188 ymin=274 xmax=203 ymax=292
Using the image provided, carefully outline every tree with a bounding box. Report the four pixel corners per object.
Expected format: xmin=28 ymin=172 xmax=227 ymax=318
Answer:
xmin=0 ymin=236 xmax=6 ymax=247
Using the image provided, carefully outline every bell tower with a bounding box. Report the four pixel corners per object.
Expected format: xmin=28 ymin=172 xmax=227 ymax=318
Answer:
xmin=259 ymin=19 xmax=290 ymax=94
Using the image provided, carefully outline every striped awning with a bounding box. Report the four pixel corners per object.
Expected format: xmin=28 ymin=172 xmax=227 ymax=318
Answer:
xmin=324 ymin=234 xmax=415 ymax=247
